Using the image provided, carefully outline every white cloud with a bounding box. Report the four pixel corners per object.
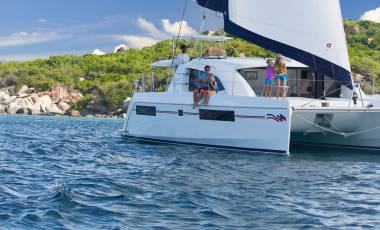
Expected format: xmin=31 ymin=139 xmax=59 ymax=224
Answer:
xmin=161 ymin=19 xmax=197 ymax=36
xmin=360 ymin=7 xmax=380 ymax=23
xmin=137 ymin=17 xmax=167 ymax=38
xmin=0 ymin=51 xmax=85 ymax=62
xmin=112 ymin=35 xmax=159 ymax=49
xmin=12 ymin=32 xmax=29 ymax=36
xmin=0 ymin=32 xmax=59 ymax=48
xmin=112 ymin=17 xmax=197 ymax=49
xmin=0 ymin=53 xmax=51 ymax=62
xmin=37 ymin=19 xmax=47 ymax=23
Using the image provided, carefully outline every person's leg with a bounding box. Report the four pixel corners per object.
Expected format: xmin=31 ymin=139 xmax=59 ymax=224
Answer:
xmin=192 ymin=89 xmax=201 ymax=108
xmin=264 ymin=85 xmax=268 ymax=98
xmin=282 ymin=80 xmax=288 ymax=99
xmin=204 ymin=92 xmax=211 ymax=105
xmin=193 ymin=89 xmax=199 ymax=102
xmin=268 ymin=85 xmax=273 ymax=98
xmin=192 ymin=92 xmax=204 ymax=109
xmin=276 ymin=80 xmax=281 ymax=99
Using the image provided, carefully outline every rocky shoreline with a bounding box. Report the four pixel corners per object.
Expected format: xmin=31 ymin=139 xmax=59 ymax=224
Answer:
xmin=0 ymin=85 xmax=124 ymax=118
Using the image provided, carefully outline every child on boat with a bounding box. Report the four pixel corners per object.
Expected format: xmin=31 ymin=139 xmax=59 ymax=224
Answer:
xmin=208 ymin=74 xmax=218 ymax=95
xmin=202 ymin=74 xmax=218 ymax=106
xmin=264 ymin=59 xmax=275 ymax=98
xmin=275 ymin=54 xmax=289 ymax=99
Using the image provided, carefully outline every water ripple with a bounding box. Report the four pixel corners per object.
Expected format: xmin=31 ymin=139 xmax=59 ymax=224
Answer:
xmin=1 ymin=115 xmax=380 ymax=229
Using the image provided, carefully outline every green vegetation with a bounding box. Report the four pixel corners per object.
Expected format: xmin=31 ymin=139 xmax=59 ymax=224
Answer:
xmin=344 ymin=20 xmax=380 ymax=87
xmin=0 ymin=20 xmax=379 ymax=111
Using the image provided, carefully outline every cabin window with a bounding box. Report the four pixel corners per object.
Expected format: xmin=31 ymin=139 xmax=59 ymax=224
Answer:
xmin=199 ymin=109 xmax=235 ymax=122
xmin=189 ymin=69 xmax=199 ymax=92
xmin=136 ymin=106 xmax=156 ymax=116
xmin=301 ymin=70 xmax=309 ymax=79
xmin=314 ymin=114 xmax=334 ymax=128
xmin=245 ymin=71 xmax=259 ymax=81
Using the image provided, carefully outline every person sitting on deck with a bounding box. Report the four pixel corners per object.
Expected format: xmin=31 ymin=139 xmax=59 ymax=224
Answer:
xmin=264 ymin=59 xmax=275 ymax=98
xmin=192 ymin=65 xmax=212 ymax=109
xmin=275 ymin=54 xmax=289 ymax=99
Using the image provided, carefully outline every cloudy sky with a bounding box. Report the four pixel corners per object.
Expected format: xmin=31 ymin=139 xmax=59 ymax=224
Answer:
xmin=0 ymin=0 xmax=379 ymax=61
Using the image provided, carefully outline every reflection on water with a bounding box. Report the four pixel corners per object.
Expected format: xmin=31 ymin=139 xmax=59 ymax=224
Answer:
xmin=1 ymin=115 xmax=380 ymax=229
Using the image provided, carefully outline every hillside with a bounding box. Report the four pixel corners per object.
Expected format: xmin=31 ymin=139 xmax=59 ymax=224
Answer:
xmin=0 ymin=20 xmax=379 ymax=114
xmin=344 ymin=20 xmax=380 ymax=84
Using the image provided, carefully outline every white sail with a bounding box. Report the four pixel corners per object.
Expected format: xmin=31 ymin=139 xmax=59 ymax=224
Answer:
xmin=228 ymin=0 xmax=350 ymax=72
xmin=197 ymin=0 xmax=352 ymax=87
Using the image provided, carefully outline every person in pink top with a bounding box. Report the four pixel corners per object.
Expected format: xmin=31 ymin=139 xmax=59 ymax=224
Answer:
xmin=264 ymin=59 xmax=275 ymax=98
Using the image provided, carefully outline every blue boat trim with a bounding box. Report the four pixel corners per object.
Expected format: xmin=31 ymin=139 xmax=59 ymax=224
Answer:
xmin=235 ymin=115 xmax=265 ymax=119
xmin=154 ymin=109 xmax=273 ymax=120
xmin=157 ymin=110 xmax=178 ymax=115
xmin=122 ymin=134 xmax=287 ymax=154
xmin=291 ymin=141 xmax=380 ymax=151
xmin=196 ymin=0 xmax=226 ymax=13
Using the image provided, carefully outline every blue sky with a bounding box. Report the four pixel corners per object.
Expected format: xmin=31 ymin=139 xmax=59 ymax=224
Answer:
xmin=0 ymin=0 xmax=379 ymax=61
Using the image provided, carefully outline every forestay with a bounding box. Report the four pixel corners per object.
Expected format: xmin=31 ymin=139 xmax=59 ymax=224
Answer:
xmin=196 ymin=0 xmax=353 ymax=89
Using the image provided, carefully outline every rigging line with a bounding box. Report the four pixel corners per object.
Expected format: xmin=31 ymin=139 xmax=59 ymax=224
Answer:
xmin=175 ymin=0 xmax=189 ymax=51
xmin=293 ymin=114 xmax=346 ymax=137
xmin=293 ymin=114 xmax=380 ymax=138
xmin=312 ymin=55 xmax=317 ymax=70
xmin=225 ymin=40 xmax=241 ymax=57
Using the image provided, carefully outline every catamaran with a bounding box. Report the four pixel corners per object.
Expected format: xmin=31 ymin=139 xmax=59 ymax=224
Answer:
xmin=122 ymin=0 xmax=380 ymax=154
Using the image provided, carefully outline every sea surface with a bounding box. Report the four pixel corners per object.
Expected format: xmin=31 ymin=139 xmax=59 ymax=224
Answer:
xmin=1 ymin=115 xmax=380 ymax=229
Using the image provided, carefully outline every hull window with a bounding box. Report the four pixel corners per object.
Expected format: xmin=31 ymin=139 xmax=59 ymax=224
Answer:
xmin=136 ymin=106 xmax=156 ymax=116
xmin=199 ymin=109 xmax=235 ymax=122
xmin=314 ymin=114 xmax=334 ymax=128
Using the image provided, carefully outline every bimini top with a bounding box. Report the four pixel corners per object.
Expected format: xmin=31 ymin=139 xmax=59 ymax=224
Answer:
xmin=188 ymin=57 xmax=307 ymax=70
xmin=174 ymin=35 xmax=232 ymax=42
xmin=151 ymin=57 xmax=307 ymax=69
xmin=196 ymin=0 xmax=353 ymax=89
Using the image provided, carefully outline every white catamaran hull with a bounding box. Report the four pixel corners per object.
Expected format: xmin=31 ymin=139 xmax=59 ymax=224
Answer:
xmin=122 ymin=93 xmax=292 ymax=154
xmin=291 ymin=108 xmax=380 ymax=151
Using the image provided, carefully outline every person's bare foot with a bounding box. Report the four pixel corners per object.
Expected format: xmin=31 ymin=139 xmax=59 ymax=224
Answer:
xmin=192 ymin=103 xmax=197 ymax=109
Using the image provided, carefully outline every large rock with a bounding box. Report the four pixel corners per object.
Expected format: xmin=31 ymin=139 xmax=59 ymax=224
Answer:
xmin=58 ymin=101 xmax=70 ymax=112
xmin=6 ymin=101 xmax=21 ymax=114
xmin=16 ymin=108 xmax=29 ymax=115
xmin=0 ymin=91 xmax=11 ymax=105
xmin=49 ymin=104 xmax=63 ymax=115
xmin=6 ymin=96 xmax=35 ymax=114
xmin=0 ymin=104 xmax=6 ymax=114
xmin=28 ymin=107 xmax=42 ymax=116
xmin=1 ymin=85 xmax=79 ymax=116
xmin=16 ymin=85 xmax=29 ymax=97
xmin=49 ymin=85 xmax=83 ymax=104
xmin=66 ymin=110 xmax=81 ymax=117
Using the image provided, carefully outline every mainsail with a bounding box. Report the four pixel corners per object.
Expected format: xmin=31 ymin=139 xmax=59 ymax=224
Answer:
xmin=197 ymin=0 xmax=352 ymax=88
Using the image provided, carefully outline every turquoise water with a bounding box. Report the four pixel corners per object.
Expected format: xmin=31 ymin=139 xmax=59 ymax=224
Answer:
xmin=1 ymin=115 xmax=380 ymax=229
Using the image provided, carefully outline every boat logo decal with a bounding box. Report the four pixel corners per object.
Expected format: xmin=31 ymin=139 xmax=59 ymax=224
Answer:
xmin=266 ymin=114 xmax=287 ymax=122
